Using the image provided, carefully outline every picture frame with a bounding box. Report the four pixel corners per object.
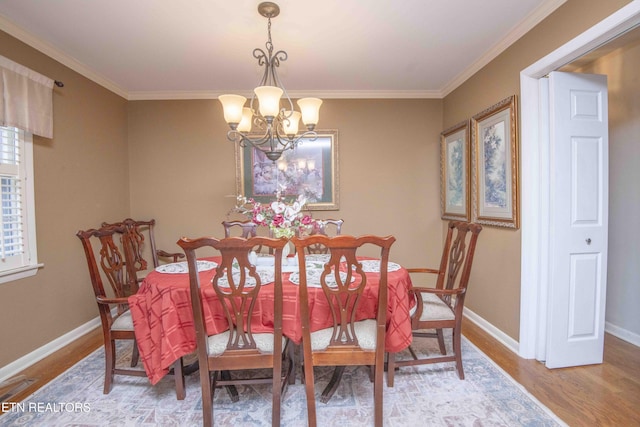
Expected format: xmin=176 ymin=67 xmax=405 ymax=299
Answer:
xmin=471 ymin=95 xmax=519 ymax=229
xmin=235 ymin=129 xmax=340 ymax=210
xmin=440 ymin=120 xmax=471 ymax=221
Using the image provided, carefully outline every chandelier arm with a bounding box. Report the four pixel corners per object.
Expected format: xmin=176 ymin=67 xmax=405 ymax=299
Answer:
xmin=227 ymin=127 xmax=272 ymax=148
xmin=273 ymin=132 xmax=295 ymax=152
xmin=290 ymin=130 xmax=319 ymax=144
xmin=268 ymin=52 xmax=294 ymax=115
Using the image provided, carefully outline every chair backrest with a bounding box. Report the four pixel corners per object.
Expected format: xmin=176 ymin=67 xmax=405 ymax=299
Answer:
xmin=222 ymin=219 xmax=273 ymax=254
xmin=102 ymin=218 xmax=160 ymax=271
xmin=76 ymin=225 xmax=136 ymax=321
xmin=178 ymin=235 xmax=287 ymax=356
xmin=292 ymin=234 xmax=395 ymax=349
xmin=312 ymin=219 xmax=343 ymax=236
xmin=221 ymin=220 xmax=259 ymax=238
xmin=435 ymin=221 xmax=482 ymax=308
xmin=304 ymin=219 xmax=344 ymax=254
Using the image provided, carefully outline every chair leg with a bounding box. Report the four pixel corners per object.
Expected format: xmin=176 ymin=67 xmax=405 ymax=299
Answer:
xmin=452 ymin=327 xmax=465 ymax=380
xmin=436 ymin=329 xmax=447 ymax=355
xmin=387 ymin=352 xmax=395 ymax=387
xmin=302 ymin=347 xmax=317 ymax=427
xmin=273 ymin=351 xmax=283 ymax=427
xmin=200 ymin=366 xmax=214 ymax=427
xmin=173 ymin=358 xmax=186 ymax=400
xmin=103 ymin=340 xmax=116 ymax=394
xmin=374 ymin=363 xmax=383 ymax=427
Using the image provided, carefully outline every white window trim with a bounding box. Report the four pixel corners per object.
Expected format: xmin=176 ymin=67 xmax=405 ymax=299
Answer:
xmin=0 ymin=131 xmax=43 ymax=284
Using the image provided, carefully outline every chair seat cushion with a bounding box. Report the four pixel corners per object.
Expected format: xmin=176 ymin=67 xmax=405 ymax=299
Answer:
xmin=310 ymin=319 xmax=377 ymax=351
xmin=110 ymin=311 xmax=134 ymax=331
xmin=207 ymin=331 xmax=287 ymax=357
xmin=418 ymin=292 xmax=455 ymax=322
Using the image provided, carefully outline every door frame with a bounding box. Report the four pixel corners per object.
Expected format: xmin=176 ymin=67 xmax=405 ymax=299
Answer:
xmin=519 ymin=1 xmax=640 ymax=360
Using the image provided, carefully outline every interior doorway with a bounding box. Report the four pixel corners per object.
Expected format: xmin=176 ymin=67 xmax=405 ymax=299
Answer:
xmin=518 ymin=2 xmax=640 ymax=361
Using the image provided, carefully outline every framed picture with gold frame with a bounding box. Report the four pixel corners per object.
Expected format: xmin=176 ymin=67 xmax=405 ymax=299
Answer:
xmin=235 ymin=130 xmax=339 ymax=210
xmin=440 ymin=120 xmax=471 ymax=221
xmin=471 ymin=95 xmax=519 ymax=229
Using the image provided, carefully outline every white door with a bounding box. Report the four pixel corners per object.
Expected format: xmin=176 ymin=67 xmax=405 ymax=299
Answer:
xmin=546 ymin=71 xmax=609 ymax=368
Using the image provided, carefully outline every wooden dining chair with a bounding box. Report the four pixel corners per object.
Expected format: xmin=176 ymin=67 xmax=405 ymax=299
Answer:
xmin=291 ymin=234 xmax=396 ymax=427
xmin=303 ymin=219 xmax=344 ymax=254
xmin=102 ymin=218 xmax=184 ymax=288
xmin=177 ymin=235 xmax=294 ymax=427
xmin=386 ymin=221 xmax=482 ymax=386
xmin=76 ymin=225 xmax=185 ymax=399
xmin=221 ymin=219 xmax=258 ymax=238
xmin=222 ymin=219 xmax=273 ymax=254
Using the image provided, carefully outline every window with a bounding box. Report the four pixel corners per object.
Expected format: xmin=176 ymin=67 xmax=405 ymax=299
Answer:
xmin=0 ymin=126 xmax=40 ymax=283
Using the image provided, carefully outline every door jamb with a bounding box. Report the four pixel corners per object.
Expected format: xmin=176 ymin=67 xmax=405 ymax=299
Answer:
xmin=519 ymin=1 xmax=640 ymax=359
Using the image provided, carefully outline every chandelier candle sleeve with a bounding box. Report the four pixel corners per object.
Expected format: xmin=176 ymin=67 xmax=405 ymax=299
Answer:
xmin=219 ymin=95 xmax=247 ymax=127
xmin=254 ymin=86 xmax=283 ymax=118
xmin=218 ymin=2 xmax=322 ymax=162
xmin=282 ymin=111 xmax=301 ymax=136
xmin=237 ymin=108 xmax=253 ymax=133
xmin=297 ymin=98 xmax=322 ymax=130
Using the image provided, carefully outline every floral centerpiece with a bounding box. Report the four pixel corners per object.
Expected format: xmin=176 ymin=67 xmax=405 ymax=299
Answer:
xmin=231 ymin=191 xmax=315 ymax=239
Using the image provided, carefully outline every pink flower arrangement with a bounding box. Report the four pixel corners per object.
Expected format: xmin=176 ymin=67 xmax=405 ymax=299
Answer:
xmin=233 ymin=193 xmax=315 ymax=238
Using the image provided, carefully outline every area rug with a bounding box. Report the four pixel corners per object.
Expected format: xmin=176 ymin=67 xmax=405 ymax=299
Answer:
xmin=0 ymin=335 xmax=566 ymax=426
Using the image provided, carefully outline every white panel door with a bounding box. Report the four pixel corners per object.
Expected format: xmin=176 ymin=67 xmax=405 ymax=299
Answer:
xmin=546 ymin=71 xmax=608 ymax=368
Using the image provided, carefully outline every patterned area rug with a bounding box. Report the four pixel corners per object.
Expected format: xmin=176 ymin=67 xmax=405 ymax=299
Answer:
xmin=0 ymin=335 xmax=566 ymax=426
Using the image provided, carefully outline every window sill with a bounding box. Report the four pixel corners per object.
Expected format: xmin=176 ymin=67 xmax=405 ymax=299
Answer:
xmin=0 ymin=263 xmax=44 ymax=285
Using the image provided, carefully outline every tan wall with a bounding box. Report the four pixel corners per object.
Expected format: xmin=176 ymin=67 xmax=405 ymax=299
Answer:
xmin=0 ymin=31 xmax=129 ymax=367
xmin=443 ymin=0 xmax=631 ymax=340
xmin=127 ymin=99 xmax=444 ymax=269
xmin=0 ymin=0 xmax=633 ymax=370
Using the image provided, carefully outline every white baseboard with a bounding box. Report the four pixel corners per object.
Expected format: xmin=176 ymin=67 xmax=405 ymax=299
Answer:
xmin=463 ymin=307 xmax=520 ymax=355
xmin=0 ymin=315 xmax=101 ymax=384
xmin=605 ymin=321 xmax=640 ymax=348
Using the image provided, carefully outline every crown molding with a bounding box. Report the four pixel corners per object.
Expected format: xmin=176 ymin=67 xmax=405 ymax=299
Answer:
xmin=0 ymin=14 xmax=128 ymax=99
xmin=441 ymin=0 xmax=567 ymax=97
xmin=128 ymin=89 xmax=443 ymax=101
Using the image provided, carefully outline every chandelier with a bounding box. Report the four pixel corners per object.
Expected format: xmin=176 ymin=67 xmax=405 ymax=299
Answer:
xmin=218 ymin=2 xmax=322 ymax=162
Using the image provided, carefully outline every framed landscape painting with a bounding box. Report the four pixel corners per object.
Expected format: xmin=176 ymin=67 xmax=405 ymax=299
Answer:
xmin=440 ymin=121 xmax=470 ymax=220
xmin=471 ymin=95 xmax=519 ymax=229
xmin=235 ymin=129 xmax=340 ymax=210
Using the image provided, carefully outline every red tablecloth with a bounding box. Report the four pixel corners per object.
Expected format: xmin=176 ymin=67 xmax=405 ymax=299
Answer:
xmin=128 ymin=256 xmax=415 ymax=384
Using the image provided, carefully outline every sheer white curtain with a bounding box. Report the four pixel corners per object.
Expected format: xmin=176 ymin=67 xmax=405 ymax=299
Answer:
xmin=0 ymin=55 xmax=54 ymax=138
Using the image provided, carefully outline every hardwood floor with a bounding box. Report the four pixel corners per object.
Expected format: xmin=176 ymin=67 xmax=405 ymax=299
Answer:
xmin=0 ymin=328 xmax=103 ymax=407
xmin=462 ymin=321 xmax=640 ymax=427
xmin=2 ymin=322 xmax=639 ymax=426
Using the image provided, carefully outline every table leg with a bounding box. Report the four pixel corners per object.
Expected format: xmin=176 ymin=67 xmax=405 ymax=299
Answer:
xmin=218 ymin=370 xmax=240 ymax=402
xmin=320 ymin=366 xmax=345 ymax=403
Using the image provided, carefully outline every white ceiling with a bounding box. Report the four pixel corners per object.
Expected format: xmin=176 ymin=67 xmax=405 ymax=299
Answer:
xmin=0 ymin=0 xmax=566 ymax=100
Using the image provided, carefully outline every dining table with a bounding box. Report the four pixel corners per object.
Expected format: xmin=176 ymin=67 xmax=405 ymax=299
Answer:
xmin=127 ymin=253 xmax=415 ymax=391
